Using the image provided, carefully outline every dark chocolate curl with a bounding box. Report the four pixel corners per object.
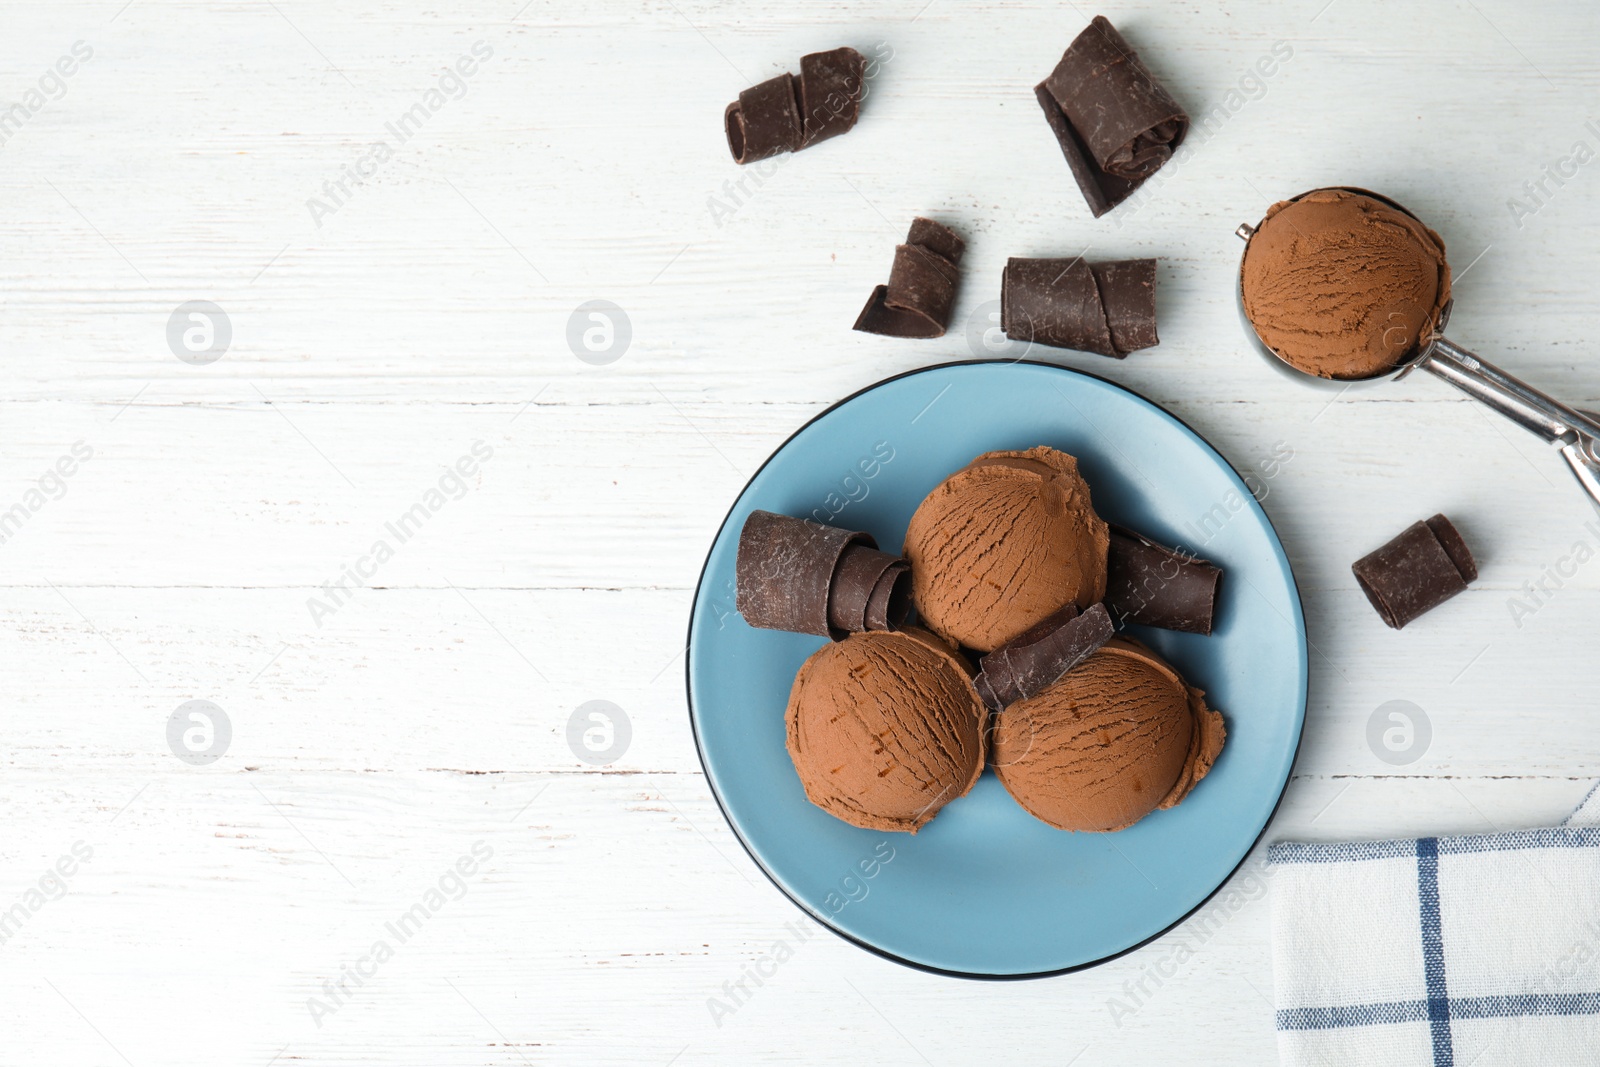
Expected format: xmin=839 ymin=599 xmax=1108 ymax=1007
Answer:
xmin=1001 ymin=256 xmax=1158 ymax=357
xmin=827 ymin=543 xmax=905 ymax=635
xmin=1352 ymin=514 xmax=1476 ymax=630
xmin=1036 ymin=16 xmax=1188 ymax=217
xmin=978 ymin=604 xmax=1077 ymax=708
xmin=863 ymin=561 xmax=911 ymax=632
xmin=974 ymin=672 xmax=1002 ymax=713
xmin=1033 ymin=85 xmax=1139 ymax=219
xmin=1002 ymin=257 xmax=1112 ymax=356
xmin=725 ymin=74 xmax=802 ymax=165
xmin=1093 ymin=259 xmax=1158 ymax=354
xmin=1425 ymin=514 xmax=1479 ymax=584
xmin=726 ymin=48 xmax=864 ymax=164
xmin=798 ymin=47 xmax=865 ymax=147
xmin=853 ymin=217 xmax=966 ymax=339
xmin=973 ymin=603 xmax=1114 ymax=711
xmin=736 ymin=511 xmax=873 ymax=637
xmin=1106 ymin=526 xmax=1222 ymax=635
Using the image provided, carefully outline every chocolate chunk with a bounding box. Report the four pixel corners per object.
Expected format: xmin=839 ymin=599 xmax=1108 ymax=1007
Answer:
xmin=1352 ymin=514 xmax=1477 ymax=629
xmin=973 ymin=603 xmax=1114 ymax=711
xmin=828 ymin=543 xmax=909 ymax=635
xmin=725 ymin=47 xmax=865 ymax=164
xmin=1036 ymin=16 xmax=1188 ymax=216
xmin=854 ymin=217 xmax=966 ymax=339
xmin=1001 ymin=256 xmax=1158 ymax=357
xmin=1106 ymin=526 xmax=1222 ymax=635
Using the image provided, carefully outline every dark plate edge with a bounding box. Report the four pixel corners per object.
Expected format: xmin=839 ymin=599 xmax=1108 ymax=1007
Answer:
xmin=682 ymin=357 xmax=1310 ymax=981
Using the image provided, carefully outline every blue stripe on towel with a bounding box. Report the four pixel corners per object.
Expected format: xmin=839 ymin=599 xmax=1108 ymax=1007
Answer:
xmin=1416 ymin=837 xmax=1454 ymax=1066
xmin=1269 ymin=827 xmax=1600 ymax=866
xmin=1438 ymin=828 xmax=1600 ymax=855
xmin=1455 ymin=993 xmax=1600 ymax=1019
xmin=1277 ymin=1001 xmax=1430 ymax=1029
xmin=1278 ymin=993 xmax=1600 ymax=1030
xmin=1269 ymin=839 xmax=1416 ymax=864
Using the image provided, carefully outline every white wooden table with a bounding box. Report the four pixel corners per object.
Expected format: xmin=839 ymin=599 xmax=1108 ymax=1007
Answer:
xmin=5 ymin=1 xmax=1600 ymax=1062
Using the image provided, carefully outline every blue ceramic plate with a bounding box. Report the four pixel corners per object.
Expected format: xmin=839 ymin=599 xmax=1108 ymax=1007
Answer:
xmin=687 ymin=361 xmax=1306 ymax=978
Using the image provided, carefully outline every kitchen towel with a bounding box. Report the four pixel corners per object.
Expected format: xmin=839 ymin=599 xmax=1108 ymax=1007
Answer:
xmin=1270 ymin=784 xmax=1600 ymax=1065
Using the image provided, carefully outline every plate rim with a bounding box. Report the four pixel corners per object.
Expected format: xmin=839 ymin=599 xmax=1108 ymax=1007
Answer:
xmin=683 ymin=358 xmax=1309 ymax=981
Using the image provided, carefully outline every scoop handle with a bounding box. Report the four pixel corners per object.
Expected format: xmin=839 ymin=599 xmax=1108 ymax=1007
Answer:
xmin=1422 ymin=337 xmax=1600 ymax=513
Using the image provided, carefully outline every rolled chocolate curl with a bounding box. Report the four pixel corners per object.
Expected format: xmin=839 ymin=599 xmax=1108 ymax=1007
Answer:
xmin=1036 ymin=16 xmax=1188 ymax=217
xmin=1093 ymin=259 xmax=1160 ymax=354
xmin=1001 ymin=256 xmax=1157 ymax=357
xmin=828 ymin=543 xmax=911 ymax=635
xmin=973 ymin=603 xmax=1114 ymax=711
xmin=736 ymin=510 xmax=911 ymax=638
xmin=798 ymin=47 xmax=865 ymax=148
xmin=1106 ymin=526 xmax=1222 ymax=635
xmin=853 ymin=217 xmax=966 ymax=339
xmin=725 ymin=47 xmax=865 ymax=165
xmin=1352 ymin=514 xmax=1477 ymax=630
xmin=864 ymin=560 xmax=911 ymax=632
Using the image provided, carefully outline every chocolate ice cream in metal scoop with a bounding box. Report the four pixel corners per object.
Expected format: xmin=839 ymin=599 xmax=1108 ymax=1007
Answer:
xmin=1237 ymin=186 xmax=1600 ymax=514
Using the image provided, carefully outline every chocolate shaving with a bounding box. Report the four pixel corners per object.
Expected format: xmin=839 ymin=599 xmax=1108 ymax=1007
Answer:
xmin=725 ymin=47 xmax=865 ymax=165
xmin=853 ymin=217 xmax=966 ymax=339
xmin=1001 ymin=256 xmax=1157 ymax=357
xmin=736 ymin=510 xmax=911 ymax=638
xmin=973 ymin=603 xmax=1114 ymax=711
xmin=1106 ymin=526 xmax=1222 ymax=635
xmin=1035 ymin=16 xmax=1188 ymax=217
xmin=1352 ymin=514 xmax=1477 ymax=630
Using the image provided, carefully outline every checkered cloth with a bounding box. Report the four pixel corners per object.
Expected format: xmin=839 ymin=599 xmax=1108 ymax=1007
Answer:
xmin=1269 ymin=784 xmax=1600 ymax=1066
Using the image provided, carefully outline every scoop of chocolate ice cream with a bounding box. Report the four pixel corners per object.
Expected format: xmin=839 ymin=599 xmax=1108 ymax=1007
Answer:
xmin=1241 ymin=188 xmax=1451 ymax=380
xmin=991 ymin=637 xmax=1224 ymax=832
xmin=785 ymin=628 xmax=986 ymax=833
xmin=903 ymin=446 xmax=1109 ymax=653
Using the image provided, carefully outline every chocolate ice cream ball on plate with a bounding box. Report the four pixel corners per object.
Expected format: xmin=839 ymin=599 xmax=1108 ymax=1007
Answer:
xmin=785 ymin=627 xmax=985 ymax=833
xmin=903 ymin=445 xmax=1109 ymax=654
xmin=991 ymin=637 xmax=1225 ymax=832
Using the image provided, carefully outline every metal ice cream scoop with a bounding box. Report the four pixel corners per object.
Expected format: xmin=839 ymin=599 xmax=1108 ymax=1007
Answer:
xmin=1236 ymin=186 xmax=1600 ymax=515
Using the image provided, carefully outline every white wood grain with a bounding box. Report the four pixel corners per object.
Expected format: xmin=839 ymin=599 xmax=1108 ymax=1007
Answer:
xmin=5 ymin=0 xmax=1600 ymax=1064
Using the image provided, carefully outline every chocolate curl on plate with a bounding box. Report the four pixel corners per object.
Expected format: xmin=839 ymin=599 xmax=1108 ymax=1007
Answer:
xmin=973 ymin=603 xmax=1114 ymax=712
xmin=1001 ymin=256 xmax=1157 ymax=357
xmin=863 ymin=558 xmax=912 ymax=631
xmin=1352 ymin=514 xmax=1477 ymax=630
xmin=853 ymin=217 xmax=966 ymax=339
xmin=1035 ymin=16 xmax=1188 ymax=217
xmin=827 ymin=543 xmax=912 ymax=635
xmin=736 ymin=510 xmax=911 ymax=638
xmin=725 ymin=47 xmax=865 ymax=165
xmin=1106 ymin=525 xmax=1222 ymax=635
